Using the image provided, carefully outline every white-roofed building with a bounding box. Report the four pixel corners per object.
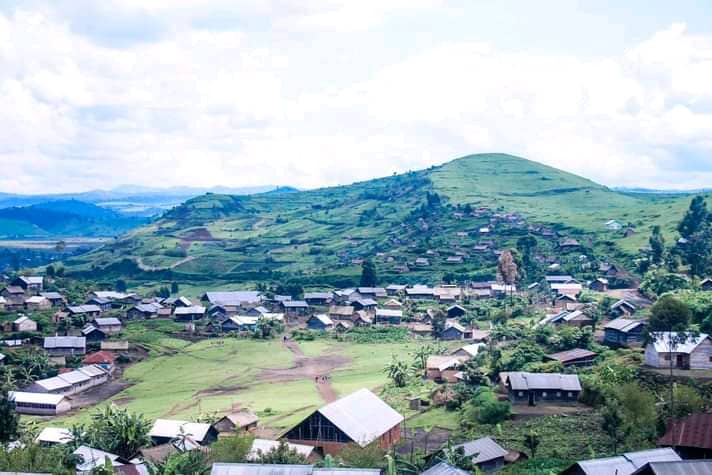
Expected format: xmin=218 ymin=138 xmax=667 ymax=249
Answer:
xmin=37 ymin=427 xmax=74 ymax=445
xmin=284 ymin=388 xmax=403 ymax=455
xmin=73 ymin=445 xmax=124 ymax=474
xmin=9 ymin=391 xmax=71 ymax=415
xmin=248 ymin=439 xmax=315 ymax=461
xmin=149 ymin=419 xmax=218 ymax=446
xmin=645 ymin=332 xmax=712 ymax=370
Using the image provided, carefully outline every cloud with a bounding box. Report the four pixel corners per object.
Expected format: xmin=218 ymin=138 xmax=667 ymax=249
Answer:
xmin=0 ymin=3 xmax=711 ymax=193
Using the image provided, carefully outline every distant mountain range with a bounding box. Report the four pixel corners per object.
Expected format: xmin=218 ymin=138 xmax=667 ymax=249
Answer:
xmin=614 ymin=187 xmax=712 ymax=194
xmin=0 ymin=185 xmax=294 ymax=239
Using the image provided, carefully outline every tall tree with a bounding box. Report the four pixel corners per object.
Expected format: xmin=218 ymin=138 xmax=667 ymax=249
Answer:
xmin=0 ymin=388 xmax=19 ymax=443
xmin=497 ymin=250 xmax=519 ymax=285
xmin=678 ymin=196 xmax=708 ymax=239
xmin=649 ymin=225 xmax=665 ymax=265
xmin=685 ymin=223 xmax=712 ymax=277
xmin=86 ymin=405 xmax=152 ymax=459
xmin=360 ymin=259 xmax=377 ymax=287
xmin=601 ymin=399 xmax=627 ymax=454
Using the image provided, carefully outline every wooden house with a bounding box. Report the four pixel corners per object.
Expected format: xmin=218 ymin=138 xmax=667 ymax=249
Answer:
xmin=67 ymin=305 xmax=102 ymax=319
xmin=127 ymin=303 xmax=162 ymax=319
xmin=351 ymin=298 xmax=377 ymax=311
xmin=11 ymin=275 xmax=43 ymax=293
xmin=13 ymin=315 xmax=38 ymax=333
xmin=328 ymin=305 xmax=355 ymax=321
xmin=82 ymin=325 xmax=107 ymax=342
xmin=284 ymin=388 xmax=403 ymax=455
xmin=449 ymin=437 xmax=508 ymax=472
xmin=386 ymin=285 xmax=406 ymax=296
xmin=24 ymin=295 xmax=51 ymax=311
xmin=374 ymin=309 xmax=402 ymax=325
xmin=645 ymin=332 xmax=712 ymax=370
xmin=425 ymin=355 xmax=464 ymax=383
xmin=9 ymin=391 xmax=72 ymax=416
xmin=702 ymin=278 xmax=712 ymax=291
xmin=281 ymin=300 xmax=309 ymax=318
xmin=658 ymin=412 xmax=712 ymax=459
xmin=40 ymin=291 xmax=66 ymax=307
xmin=306 ymin=314 xmax=334 ymax=331
xmin=303 ymin=292 xmax=332 ymax=306
xmin=221 ymin=316 xmax=258 ymax=332
xmin=610 ymin=299 xmax=637 ymax=317
xmin=505 ymin=372 xmax=581 ymax=405
xmin=538 ymin=310 xmax=592 ymax=329
xmin=439 ymin=321 xmax=470 ymax=341
xmin=589 ymin=278 xmax=609 ymax=292
xmin=545 ymin=348 xmax=597 ymax=367
xmin=85 ymin=297 xmax=113 ymax=312
xmin=603 ymin=318 xmax=647 ymax=347
xmin=173 ymin=305 xmax=206 ymax=322
xmin=383 ymin=299 xmax=403 ymax=310
xmin=1 ymin=286 xmax=26 ymax=309
xmin=561 ymin=448 xmax=680 ymax=475
xmin=214 ymin=410 xmax=259 ymax=434
xmin=92 ymin=317 xmax=123 ymax=334
xmin=44 ymin=336 xmax=86 ymax=356
xmin=446 ymin=305 xmax=467 ymax=318
xmin=149 ymin=419 xmax=218 ymax=446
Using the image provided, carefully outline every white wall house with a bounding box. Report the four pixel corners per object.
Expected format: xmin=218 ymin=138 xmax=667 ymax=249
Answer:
xmin=644 ymin=332 xmax=712 ymax=370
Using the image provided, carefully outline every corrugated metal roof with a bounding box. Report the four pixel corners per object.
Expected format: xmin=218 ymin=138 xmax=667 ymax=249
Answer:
xmin=9 ymin=391 xmax=66 ymax=405
xmin=650 ymin=333 xmax=710 ymax=354
xmin=210 ymin=464 xmax=313 ymax=475
xmin=248 ymin=439 xmax=314 ymax=460
xmin=375 ymin=309 xmax=402 ymax=317
xmin=58 ymin=370 xmax=91 ymax=385
xmin=94 ymin=317 xmax=122 ymax=326
xmin=174 ymin=305 xmax=206 ymax=315
xmin=546 ymin=348 xmax=598 ymax=364
xmin=659 ymin=412 xmax=712 ymax=450
xmin=632 ymin=460 xmax=712 ymax=475
xmin=453 ymin=437 xmax=508 ymax=464
xmin=506 ymin=372 xmax=582 ymax=391
xmin=317 ymin=388 xmax=403 ymax=447
xmin=37 ymin=427 xmax=73 ymax=444
xmin=204 ymin=291 xmax=262 ymax=305
xmin=34 ymin=376 xmax=72 ymax=391
xmin=604 ymin=318 xmax=646 ymax=333
xmin=149 ymin=419 xmax=212 ymax=442
xmin=420 ymin=462 xmax=470 ymax=475
xmin=73 ymin=445 xmax=122 ymax=472
xmin=571 ymin=448 xmax=681 ymax=475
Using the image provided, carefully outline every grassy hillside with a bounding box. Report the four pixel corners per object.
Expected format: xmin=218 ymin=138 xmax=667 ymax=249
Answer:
xmin=64 ymin=154 xmax=708 ymax=288
xmin=0 ymin=200 xmax=147 ymax=238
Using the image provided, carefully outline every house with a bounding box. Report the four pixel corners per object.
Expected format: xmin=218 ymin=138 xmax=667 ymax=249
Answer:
xmin=86 ymin=296 xmax=113 ymax=312
xmin=283 ymin=388 xmax=403 ymax=455
xmin=173 ymin=305 xmax=206 ymax=322
xmin=214 ymin=410 xmax=259 ymax=434
xmin=550 ymin=282 xmax=583 ymax=297
xmin=335 ymin=320 xmax=353 ymax=332
xmin=383 ymin=299 xmax=402 ymax=310
xmin=24 ymin=295 xmax=51 ymax=311
xmin=244 ymin=306 xmax=270 ymax=317
xmin=44 ymin=336 xmax=86 ymax=356
xmin=505 ymin=372 xmax=582 ymax=405
xmin=13 ymin=316 xmax=38 ymax=333
xmin=538 ymin=310 xmax=592 ymax=329
xmin=470 ymin=330 xmax=491 ymax=343
xmin=386 ymin=285 xmax=407 ymax=296
xmin=439 ymin=321 xmax=469 ymax=341
xmin=409 ymin=323 xmax=433 ymax=337
xmin=644 ymin=332 xmax=712 ymax=370
xmin=39 ymin=291 xmax=66 ymax=307
xmin=0 ymin=353 xmax=5 ymax=365
xmin=27 ymin=365 xmax=108 ymax=396
xmin=351 ymin=298 xmax=377 ymax=311
xmin=83 ymin=351 xmax=117 ymax=372
xmin=11 ymin=275 xmax=43 ymax=293
xmin=449 ymin=437 xmax=508 ymax=472
xmin=445 ymin=256 xmax=463 ymax=265
xmin=0 ymin=295 xmax=5 ymax=311
xmin=37 ymin=427 xmax=74 ymax=446
xmin=560 ymin=448 xmax=681 ymax=475
xmin=82 ymin=325 xmax=107 ymax=342
xmin=306 ymin=314 xmax=334 ymax=331
xmin=610 ymin=299 xmax=637 ymax=317
xmin=426 ymin=355 xmax=464 ymax=383
xmin=248 ymin=439 xmax=315 ymax=462
xmin=127 ymin=303 xmax=162 ymax=319
xmin=554 ymin=293 xmax=579 ymax=308
xmin=328 ymin=306 xmax=355 ymax=321
xmin=658 ymin=412 xmax=712 ymax=459
xmin=452 ymin=343 xmax=485 ymax=359
xmin=604 ymin=318 xmax=647 ymax=347
xmin=605 ymin=220 xmax=622 ymax=231
xmin=559 ymin=238 xmax=581 ymax=249
xmin=357 ymin=287 xmax=387 ymax=299
xmin=632 ymin=460 xmax=712 ymax=475
xmin=446 ymin=305 xmax=466 ymax=318
xmin=374 ymin=309 xmax=402 ymax=325
xmin=281 ymin=300 xmax=309 ymax=318
xmin=405 ymin=286 xmax=435 ymax=300
xmin=421 ymin=462 xmax=470 ymax=475
xmin=210 ymin=464 xmax=379 ymax=475
xmin=101 ymin=341 xmax=130 ymax=352
xmin=544 ymin=275 xmax=577 ymax=285
xmin=545 ymin=348 xmax=597 ymax=367
xmin=303 ymin=292 xmax=332 ymax=306
xmin=415 ymin=257 xmax=430 ymax=267
xmin=435 ymin=285 xmax=462 ymax=303
xmin=67 ymin=304 xmax=103 ymax=319
xmin=9 ymin=391 xmax=72 ymax=416
xmin=589 ymin=278 xmax=609 ymax=292
xmin=149 ymin=419 xmax=218 ymax=446
xmin=599 ymin=262 xmax=621 ymax=277
xmin=221 ymin=316 xmax=259 ymax=333
xmin=352 ymin=312 xmax=373 ymax=327
xmin=702 ymin=278 xmax=712 ymax=291
xmin=163 ymin=296 xmax=193 ymax=308
xmin=73 ymin=445 xmax=124 ymax=474
xmin=93 ymin=317 xmax=123 ymax=334
xmin=1 ymin=286 xmax=26 ymax=308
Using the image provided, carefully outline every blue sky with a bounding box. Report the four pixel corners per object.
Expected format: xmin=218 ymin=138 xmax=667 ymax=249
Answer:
xmin=1 ymin=1 xmax=712 ymax=193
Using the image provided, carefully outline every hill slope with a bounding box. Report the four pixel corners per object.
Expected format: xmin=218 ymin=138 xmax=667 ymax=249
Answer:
xmin=0 ymin=200 xmax=147 ymax=238
xmin=65 ymin=154 xmax=707 ymax=287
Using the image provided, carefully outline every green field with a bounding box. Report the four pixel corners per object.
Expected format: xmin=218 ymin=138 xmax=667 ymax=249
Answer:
xmin=63 ymin=153 xmax=708 ymax=289
xmin=54 ymin=336 xmax=422 ymax=431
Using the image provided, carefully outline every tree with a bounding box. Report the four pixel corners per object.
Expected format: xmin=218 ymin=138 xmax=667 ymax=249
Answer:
xmin=672 ymin=384 xmax=704 ymax=418
xmin=360 ymin=259 xmax=377 ymax=287
xmin=55 ymin=240 xmax=67 ymax=253
xmin=170 ymin=282 xmax=179 ymax=294
xmin=209 ymin=434 xmax=254 ymax=463
xmin=384 ymin=357 xmax=409 ymax=388
xmin=45 ymin=265 xmax=56 ymax=278
xmin=86 ymin=405 xmax=152 ymax=459
xmin=339 ymin=443 xmax=386 ymax=469
xmin=254 ymin=440 xmax=307 ymax=465
xmin=616 ymin=383 xmax=657 ymax=446
xmin=678 ymin=196 xmax=708 ymax=239
xmin=601 ymin=399 xmax=627 ymax=453
xmin=516 ymin=235 xmax=538 ymax=280
xmin=116 ymin=279 xmax=127 ymax=293
xmin=497 ymin=250 xmax=519 ymax=285
xmin=151 ymin=451 xmax=210 ymax=475
xmin=523 ymin=431 xmax=540 ymax=458
xmin=0 ymin=388 xmax=19 ymax=443
xmin=649 ymin=295 xmax=692 ymax=333
xmin=649 ymin=225 xmax=665 ymax=265
xmin=685 ymin=223 xmax=712 ymax=277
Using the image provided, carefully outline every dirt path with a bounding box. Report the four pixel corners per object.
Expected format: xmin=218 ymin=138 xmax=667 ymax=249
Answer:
xmin=135 ymin=255 xmax=195 ymax=271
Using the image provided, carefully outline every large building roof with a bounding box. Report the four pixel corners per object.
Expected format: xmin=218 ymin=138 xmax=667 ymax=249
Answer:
xmin=506 ymin=372 xmax=582 ymax=392
xmin=9 ymin=391 xmax=66 ymax=406
xmin=649 ymin=332 xmax=710 ymax=354
xmin=315 ymin=388 xmax=403 ymax=447
xmin=604 ymin=318 xmax=646 ymax=333
xmin=564 ymin=448 xmax=681 ymax=475
xmin=453 ymin=437 xmax=508 ymax=464
xmin=44 ymin=336 xmax=86 ymax=349
xmin=203 ymin=291 xmax=262 ymax=305
xmin=149 ymin=419 xmax=213 ymax=443
xmin=658 ymin=412 xmax=712 ymax=449
xmin=631 ymin=460 xmax=712 ymax=475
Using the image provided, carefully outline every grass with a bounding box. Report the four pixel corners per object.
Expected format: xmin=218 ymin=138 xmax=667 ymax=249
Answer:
xmin=407 ymin=406 xmax=461 ymax=431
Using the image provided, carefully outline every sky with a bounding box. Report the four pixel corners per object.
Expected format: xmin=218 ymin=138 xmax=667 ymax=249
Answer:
xmin=1 ymin=0 xmax=712 ymax=194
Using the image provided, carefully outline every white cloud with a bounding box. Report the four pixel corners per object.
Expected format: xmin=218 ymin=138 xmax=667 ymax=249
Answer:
xmin=0 ymin=3 xmax=711 ymax=193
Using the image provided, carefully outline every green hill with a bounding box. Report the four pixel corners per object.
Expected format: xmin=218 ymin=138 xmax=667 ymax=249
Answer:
xmin=64 ymin=154 xmax=708 ymax=288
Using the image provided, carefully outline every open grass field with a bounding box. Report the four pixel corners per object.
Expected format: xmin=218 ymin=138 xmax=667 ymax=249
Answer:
xmin=53 ymin=336 xmax=424 ymax=432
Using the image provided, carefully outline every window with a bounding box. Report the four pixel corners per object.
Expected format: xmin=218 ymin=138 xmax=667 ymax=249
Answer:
xmin=556 ymin=392 xmax=562 ymax=397
xmin=518 ymin=391 xmax=524 ymax=397
xmin=542 ymin=391 xmax=547 ymax=397
xmin=568 ymin=392 xmax=574 ymax=397
xmin=664 ymin=355 xmax=671 ymax=361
